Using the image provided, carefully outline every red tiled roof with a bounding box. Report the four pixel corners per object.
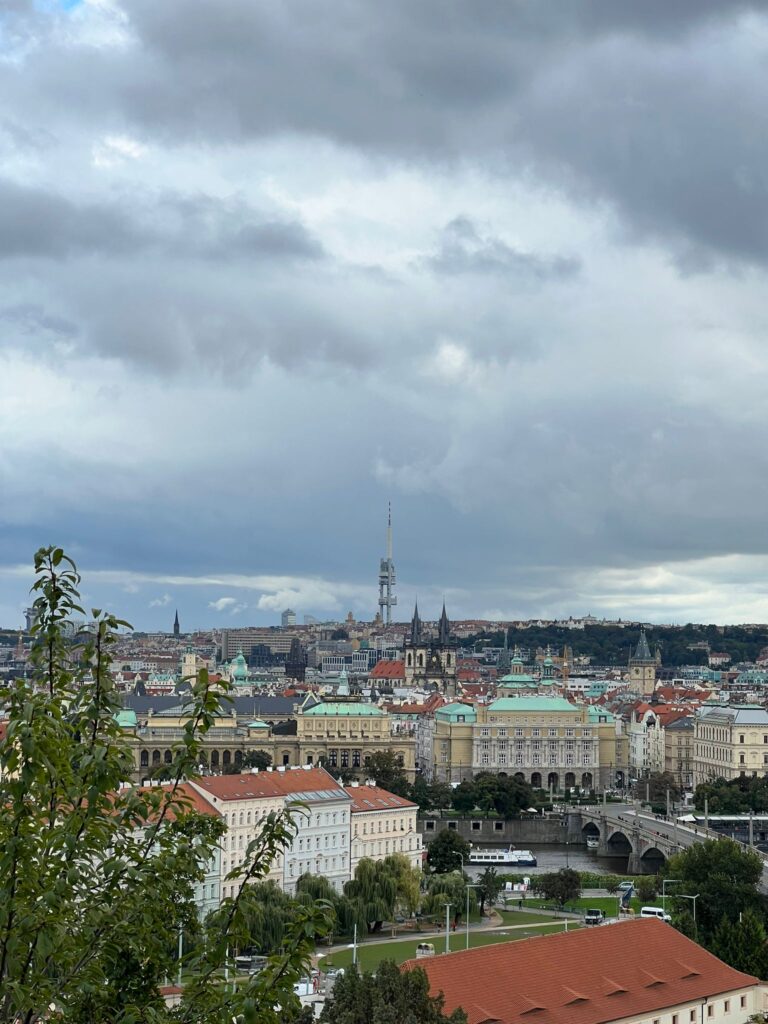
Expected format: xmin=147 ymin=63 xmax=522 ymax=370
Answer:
xmin=401 ymin=919 xmax=757 ymax=1024
xmin=345 ymin=784 xmax=417 ymax=813
xmin=370 ymin=659 xmax=405 ymax=679
xmin=191 ymin=765 xmax=349 ymax=802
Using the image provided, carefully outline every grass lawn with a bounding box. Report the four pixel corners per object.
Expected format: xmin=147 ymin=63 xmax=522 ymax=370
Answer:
xmin=521 ymin=896 xmax=662 ymax=916
xmin=318 ymin=920 xmax=574 ymax=973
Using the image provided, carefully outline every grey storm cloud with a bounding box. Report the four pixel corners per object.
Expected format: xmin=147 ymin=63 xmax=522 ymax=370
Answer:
xmin=4 ymin=0 xmax=757 ymax=267
xmin=5 ymin=0 xmax=768 ymax=628
xmin=0 ymin=179 xmax=325 ymax=264
xmin=424 ymin=216 xmax=581 ymax=280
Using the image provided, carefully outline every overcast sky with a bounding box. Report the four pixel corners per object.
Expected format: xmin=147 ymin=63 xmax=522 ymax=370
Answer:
xmin=3 ymin=1 xmax=768 ymax=630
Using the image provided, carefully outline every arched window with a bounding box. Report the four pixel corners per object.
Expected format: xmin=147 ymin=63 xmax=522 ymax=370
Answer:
xmin=222 ymin=750 xmax=231 ymax=766
xmin=234 ymin=750 xmax=243 ymax=765
xmin=211 ymin=750 xmax=220 ymax=768
xmin=239 ymin=812 xmax=244 ymax=825
xmin=164 ymin=749 xmax=172 ymax=764
xmin=446 ymin=654 xmax=452 ymax=666
xmin=418 ymin=653 xmax=424 ymax=667
xmin=152 ymin=750 xmax=161 ymax=765
xmin=140 ymin=750 xmax=149 ymax=768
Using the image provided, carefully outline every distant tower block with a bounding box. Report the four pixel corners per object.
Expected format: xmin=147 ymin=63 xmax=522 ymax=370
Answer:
xmin=377 ymin=503 xmax=397 ymax=625
xmin=173 ymin=609 xmax=180 ymax=636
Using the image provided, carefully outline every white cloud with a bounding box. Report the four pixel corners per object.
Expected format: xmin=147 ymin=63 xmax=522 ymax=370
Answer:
xmin=208 ymin=596 xmax=238 ymax=612
xmin=149 ymin=593 xmax=171 ymax=607
xmin=91 ymin=134 xmax=148 ymax=169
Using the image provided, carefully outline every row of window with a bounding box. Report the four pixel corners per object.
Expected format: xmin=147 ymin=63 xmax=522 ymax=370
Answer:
xmin=479 ymin=727 xmax=592 ymax=738
xmin=478 ymin=739 xmax=592 ymax=751
xmin=478 ymin=753 xmax=591 ymax=766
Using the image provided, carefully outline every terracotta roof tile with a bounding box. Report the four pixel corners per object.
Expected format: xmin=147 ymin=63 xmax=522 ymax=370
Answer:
xmin=191 ymin=765 xmax=349 ymax=803
xmin=370 ymin=659 xmax=405 ymax=679
xmin=401 ymin=919 xmax=757 ymax=1024
xmin=345 ymin=784 xmax=417 ymax=813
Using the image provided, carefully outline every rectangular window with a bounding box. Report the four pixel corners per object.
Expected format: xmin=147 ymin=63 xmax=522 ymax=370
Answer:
xmin=532 ymin=740 xmax=541 ymax=751
xmin=516 ymin=755 xmax=524 ymax=765
xmin=548 ymin=728 xmax=557 ymax=737
xmin=481 ymin=727 xmax=490 ymax=737
xmin=532 ymin=755 xmax=541 ymax=766
xmin=328 ymin=750 xmax=337 ymax=767
xmin=494 ymin=821 xmax=504 ymax=832
xmin=516 ymin=740 xmax=524 ymax=751
xmin=583 ymin=755 xmax=591 ymax=765
xmin=566 ymin=728 xmax=575 ymax=737
xmin=532 ymin=728 xmax=540 ymax=737
xmin=498 ymin=727 xmax=507 ymax=738
xmin=741 ymin=996 xmax=747 ymax=1008
xmin=566 ymin=754 xmax=574 ymax=766
xmin=447 ymin=821 xmax=458 ymax=830
xmin=341 ymin=749 xmax=349 ymax=767
xmin=724 ymin=1000 xmax=729 ymax=1012
xmin=515 ymin=727 xmax=524 ymax=737
xmin=424 ymin=819 xmax=436 ymax=831
xmin=481 ymin=754 xmax=490 ymax=765
xmin=498 ymin=753 xmax=507 ymax=765
xmin=352 ymin=750 xmax=361 ymax=767
xmin=707 ymin=1005 xmax=713 ymax=1018
xmin=471 ymin=821 xmax=482 ymax=832
xmin=481 ymin=740 xmax=490 ymax=751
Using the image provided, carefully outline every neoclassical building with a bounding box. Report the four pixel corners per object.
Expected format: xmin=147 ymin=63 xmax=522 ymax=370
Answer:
xmin=430 ymin=696 xmax=627 ymax=791
xmin=121 ymin=697 xmax=416 ymax=781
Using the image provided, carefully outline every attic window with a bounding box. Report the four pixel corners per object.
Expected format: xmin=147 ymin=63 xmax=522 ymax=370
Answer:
xmin=602 ymin=978 xmax=628 ymax=996
xmin=677 ymin=963 xmax=701 ymax=979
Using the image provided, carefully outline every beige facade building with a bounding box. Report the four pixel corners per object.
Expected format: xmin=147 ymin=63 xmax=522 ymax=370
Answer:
xmin=122 ymin=698 xmax=415 ymax=781
xmin=431 ymin=697 xmax=627 ymax=791
xmin=191 ymin=766 xmax=352 ymax=897
xmin=664 ymin=715 xmax=694 ymax=790
xmin=346 ymin=783 xmax=421 ymax=871
xmin=693 ymin=703 xmax=768 ymax=787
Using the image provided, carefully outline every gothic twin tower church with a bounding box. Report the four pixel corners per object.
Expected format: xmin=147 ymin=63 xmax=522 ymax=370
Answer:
xmin=403 ymin=603 xmax=458 ymax=697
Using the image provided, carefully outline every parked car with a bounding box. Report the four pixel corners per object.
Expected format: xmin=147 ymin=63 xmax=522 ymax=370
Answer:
xmin=640 ymin=906 xmax=671 ymax=922
xmin=617 ymin=881 xmax=634 ymax=893
xmin=584 ymin=909 xmax=605 ymax=926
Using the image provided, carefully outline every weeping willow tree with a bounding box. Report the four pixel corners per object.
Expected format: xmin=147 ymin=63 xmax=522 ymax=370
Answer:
xmin=344 ymin=858 xmax=398 ymax=933
xmin=207 ymin=880 xmax=300 ymax=956
xmin=421 ymin=872 xmax=477 ymax=924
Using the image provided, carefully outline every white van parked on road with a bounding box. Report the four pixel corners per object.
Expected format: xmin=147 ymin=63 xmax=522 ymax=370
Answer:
xmin=640 ymin=906 xmax=672 ymax=922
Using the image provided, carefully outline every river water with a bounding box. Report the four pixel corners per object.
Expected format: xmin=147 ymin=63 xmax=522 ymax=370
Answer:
xmin=464 ymin=843 xmax=627 ymax=880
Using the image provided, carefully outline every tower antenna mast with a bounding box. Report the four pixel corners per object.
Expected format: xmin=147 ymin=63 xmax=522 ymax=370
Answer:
xmin=377 ymin=502 xmax=397 ymax=625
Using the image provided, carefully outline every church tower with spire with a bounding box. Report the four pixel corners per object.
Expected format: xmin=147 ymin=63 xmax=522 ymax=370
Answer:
xmin=173 ymin=610 xmax=180 ymax=637
xmin=403 ymin=601 xmax=458 ymax=696
xmin=629 ymin=629 xmax=657 ymax=696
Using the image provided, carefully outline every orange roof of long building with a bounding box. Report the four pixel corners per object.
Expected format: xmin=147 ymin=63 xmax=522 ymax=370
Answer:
xmin=344 ymin=784 xmax=417 ymax=813
xmin=192 ymin=766 xmax=349 ymax=803
xmin=401 ymin=919 xmax=757 ymax=1024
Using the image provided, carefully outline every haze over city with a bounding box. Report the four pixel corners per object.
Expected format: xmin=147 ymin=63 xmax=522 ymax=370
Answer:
xmin=4 ymin=1 xmax=768 ymax=628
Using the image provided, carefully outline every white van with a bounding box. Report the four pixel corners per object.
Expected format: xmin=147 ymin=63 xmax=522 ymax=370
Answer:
xmin=640 ymin=906 xmax=671 ymax=922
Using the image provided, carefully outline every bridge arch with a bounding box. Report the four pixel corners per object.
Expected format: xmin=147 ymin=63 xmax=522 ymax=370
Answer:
xmin=639 ymin=846 xmax=666 ymax=874
xmin=582 ymin=821 xmax=600 ymax=841
xmin=605 ymin=829 xmax=633 ymax=858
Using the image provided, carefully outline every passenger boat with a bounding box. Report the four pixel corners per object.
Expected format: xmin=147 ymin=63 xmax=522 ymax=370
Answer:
xmin=509 ymin=849 xmax=537 ymax=867
xmin=468 ymin=845 xmax=517 ymax=865
xmin=586 ymin=836 xmax=599 ymax=850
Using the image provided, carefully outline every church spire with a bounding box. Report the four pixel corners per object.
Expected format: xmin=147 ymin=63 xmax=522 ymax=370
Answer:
xmin=173 ymin=609 xmax=180 ymax=636
xmin=410 ymin=602 xmax=422 ymax=644
xmin=633 ymin=629 xmax=652 ymax=661
xmin=438 ymin=602 xmax=451 ymax=645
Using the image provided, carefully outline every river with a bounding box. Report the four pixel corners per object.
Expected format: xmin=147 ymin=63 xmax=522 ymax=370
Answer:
xmin=464 ymin=843 xmax=627 ymax=880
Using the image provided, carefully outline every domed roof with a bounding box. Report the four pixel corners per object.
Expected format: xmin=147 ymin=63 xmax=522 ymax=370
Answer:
xmin=232 ymin=650 xmax=248 ymax=680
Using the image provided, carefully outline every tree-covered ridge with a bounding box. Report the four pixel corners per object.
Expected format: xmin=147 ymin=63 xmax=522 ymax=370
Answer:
xmin=462 ymin=622 xmax=768 ymax=666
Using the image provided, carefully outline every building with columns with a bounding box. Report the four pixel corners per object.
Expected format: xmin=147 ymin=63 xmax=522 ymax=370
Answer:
xmin=431 ymin=696 xmax=627 ymax=791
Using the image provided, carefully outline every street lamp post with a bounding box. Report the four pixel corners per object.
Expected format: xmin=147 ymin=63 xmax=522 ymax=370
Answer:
xmin=443 ymin=903 xmax=453 ymax=955
xmin=674 ymin=893 xmax=699 ymax=924
xmin=465 ymin=883 xmax=481 ymax=950
xmin=662 ymin=878 xmax=682 ymax=916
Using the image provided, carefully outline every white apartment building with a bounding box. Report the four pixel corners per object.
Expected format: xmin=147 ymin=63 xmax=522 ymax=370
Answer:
xmin=346 ymin=783 xmax=421 ymax=871
xmin=191 ymin=765 xmax=352 ymax=898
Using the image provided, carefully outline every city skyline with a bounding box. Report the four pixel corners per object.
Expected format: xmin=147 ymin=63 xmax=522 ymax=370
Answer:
xmin=4 ymin=4 xmax=768 ymax=628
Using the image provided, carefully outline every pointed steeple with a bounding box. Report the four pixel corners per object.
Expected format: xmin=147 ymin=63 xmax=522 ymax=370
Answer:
xmin=633 ymin=629 xmax=652 ymax=661
xmin=438 ymin=602 xmax=451 ymax=645
xmin=173 ymin=609 xmax=180 ymax=636
xmin=410 ymin=602 xmax=422 ymax=644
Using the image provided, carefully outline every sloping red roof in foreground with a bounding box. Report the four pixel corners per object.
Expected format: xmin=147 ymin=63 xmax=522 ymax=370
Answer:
xmin=401 ymin=919 xmax=757 ymax=1024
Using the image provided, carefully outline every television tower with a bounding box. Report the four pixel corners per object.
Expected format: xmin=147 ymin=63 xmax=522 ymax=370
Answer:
xmin=378 ymin=503 xmax=397 ymax=625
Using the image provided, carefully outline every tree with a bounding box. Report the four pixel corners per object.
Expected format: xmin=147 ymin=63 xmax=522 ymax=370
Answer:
xmin=532 ymin=869 xmax=582 ymax=908
xmin=243 ymin=749 xmax=273 ymax=770
xmin=451 ymin=780 xmax=477 ymax=814
xmin=366 ymin=750 xmax=410 ymax=797
xmin=0 ymin=547 xmax=331 ymax=1023
xmin=422 ymin=873 xmax=477 ymax=924
xmin=320 ymin=960 xmax=467 ymax=1024
xmin=475 ymin=867 xmax=502 ymax=915
xmin=635 ymin=876 xmax=658 ymax=903
xmin=411 ymin=777 xmax=453 ymax=813
xmin=663 ymin=839 xmax=765 ymax=945
xmin=642 ymin=771 xmax=681 ymax=805
xmin=426 ymin=829 xmax=471 ymax=874
xmin=344 ymin=858 xmax=398 ymax=933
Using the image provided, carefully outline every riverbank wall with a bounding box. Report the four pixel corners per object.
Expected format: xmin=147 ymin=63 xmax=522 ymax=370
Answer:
xmin=418 ymin=814 xmax=580 ymax=846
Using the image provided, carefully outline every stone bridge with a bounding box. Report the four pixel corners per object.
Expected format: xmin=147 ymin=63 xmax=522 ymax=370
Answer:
xmin=567 ymin=805 xmax=748 ymax=876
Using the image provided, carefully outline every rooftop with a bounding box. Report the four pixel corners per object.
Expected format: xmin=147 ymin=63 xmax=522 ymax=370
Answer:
xmin=191 ymin=765 xmax=350 ymax=803
xmin=487 ymin=696 xmax=578 ymax=714
xmin=345 ymin=784 xmax=417 ymax=813
xmin=302 ymin=701 xmax=385 ymax=717
xmin=402 ymin=919 xmax=757 ymax=1024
